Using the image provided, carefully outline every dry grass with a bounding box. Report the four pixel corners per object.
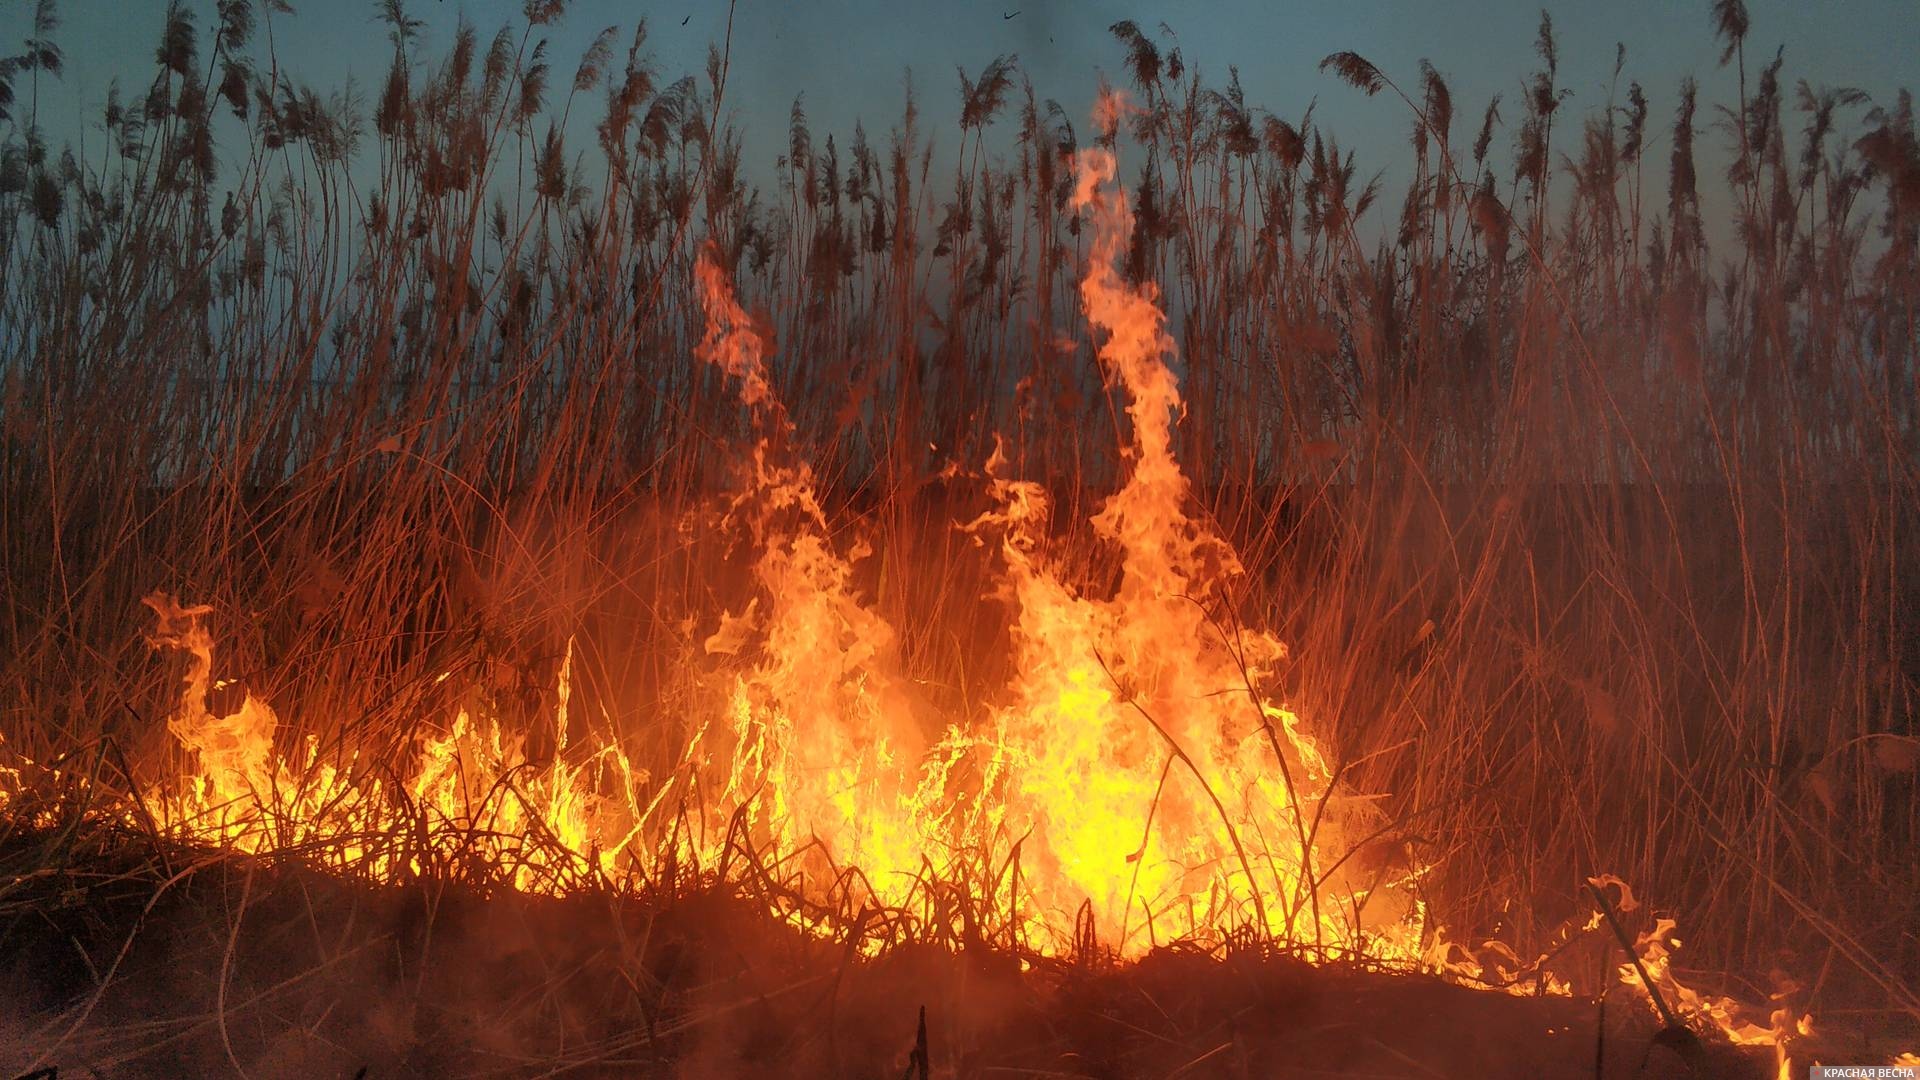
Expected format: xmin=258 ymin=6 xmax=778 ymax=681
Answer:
xmin=0 ymin=0 xmax=1916 ymax=1052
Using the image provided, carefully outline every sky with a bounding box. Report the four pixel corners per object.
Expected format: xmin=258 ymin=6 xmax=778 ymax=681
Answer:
xmin=6 ymin=0 xmax=1918 ymax=223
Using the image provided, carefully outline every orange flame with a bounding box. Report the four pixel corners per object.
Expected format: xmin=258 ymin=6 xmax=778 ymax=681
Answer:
xmin=956 ymin=112 xmax=1413 ymax=953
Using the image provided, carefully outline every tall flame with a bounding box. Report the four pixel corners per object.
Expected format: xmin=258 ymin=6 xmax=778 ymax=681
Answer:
xmin=959 ymin=120 xmax=1406 ymax=953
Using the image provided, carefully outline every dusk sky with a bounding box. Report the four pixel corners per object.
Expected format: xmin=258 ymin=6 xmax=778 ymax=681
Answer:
xmin=7 ymin=0 xmax=1918 ymax=222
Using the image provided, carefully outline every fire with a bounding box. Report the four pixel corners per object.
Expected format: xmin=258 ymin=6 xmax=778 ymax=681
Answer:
xmin=18 ymin=96 xmax=1418 ymax=963
xmin=0 ymin=90 xmax=1852 ymax=1073
xmin=144 ymin=593 xmax=281 ymax=824
xmin=958 ymin=125 xmax=1408 ymax=953
xmin=1614 ymin=919 xmax=1816 ymax=1080
xmin=1589 ymin=874 xmax=1816 ymax=1080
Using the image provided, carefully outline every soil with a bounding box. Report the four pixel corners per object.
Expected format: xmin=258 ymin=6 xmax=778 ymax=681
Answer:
xmin=0 ymin=828 xmax=1789 ymax=1079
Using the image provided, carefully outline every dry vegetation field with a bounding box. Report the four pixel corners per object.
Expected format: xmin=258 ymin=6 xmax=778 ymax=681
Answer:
xmin=0 ymin=0 xmax=1916 ymax=1074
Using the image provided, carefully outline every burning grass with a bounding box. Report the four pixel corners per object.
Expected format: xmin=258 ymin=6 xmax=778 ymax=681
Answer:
xmin=2 ymin=0 xmax=1919 ymax=1074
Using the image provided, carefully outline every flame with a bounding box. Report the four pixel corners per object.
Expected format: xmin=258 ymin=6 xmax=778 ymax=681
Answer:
xmin=954 ymin=127 xmax=1412 ymax=953
xmin=12 ymin=106 xmax=1420 ymax=963
xmin=1596 ymin=874 xmax=1813 ymax=1080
